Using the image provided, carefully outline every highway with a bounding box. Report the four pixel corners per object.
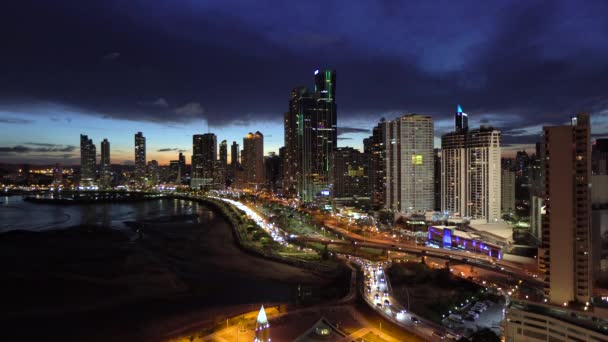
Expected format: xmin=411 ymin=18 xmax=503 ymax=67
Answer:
xmin=355 ymin=258 xmax=458 ymax=341
xmin=291 ymin=232 xmax=543 ymax=288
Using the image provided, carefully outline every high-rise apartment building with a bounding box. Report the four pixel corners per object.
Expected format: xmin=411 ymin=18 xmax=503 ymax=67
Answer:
xmin=385 ymin=114 xmax=434 ymax=214
xmin=434 ymin=148 xmax=441 ymax=211
xmin=504 ymin=113 xmax=608 ymax=342
xmin=100 ymin=138 xmax=111 ymax=188
xmin=178 ymin=152 xmax=186 ymax=179
xmin=540 ymin=113 xmax=593 ymax=304
xmin=191 ymin=133 xmax=216 ymax=189
xmin=283 ymin=69 xmax=337 ymax=202
xmin=332 ymin=147 xmax=369 ymax=198
xmin=441 ymin=106 xmax=501 ymax=223
xmin=216 ymin=140 xmax=228 ymax=187
xmin=242 ymin=131 xmax=264 ymax=189
xmin=79 ymin=134 xmax=96 ymax=186
xmin=501 ymin=168 xmax=515 ymax=214
xmin=365 ymin=119 xmax=387 ymax=209
xmin=134 ymin=132 xmax=146 ymax=184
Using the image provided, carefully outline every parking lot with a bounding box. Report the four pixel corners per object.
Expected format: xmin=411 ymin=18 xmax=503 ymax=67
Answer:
xmin=441 ymin=299 xmax=503 ymax=336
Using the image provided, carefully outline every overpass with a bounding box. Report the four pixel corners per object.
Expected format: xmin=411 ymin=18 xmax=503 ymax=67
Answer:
xmin=291 ymin=235 xmax=544 ymax=288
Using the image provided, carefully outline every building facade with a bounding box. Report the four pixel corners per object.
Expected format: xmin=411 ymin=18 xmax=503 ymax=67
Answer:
xmin=501 ymin=168 xmax=515 ymax=214
xmin=79 ymin=134 xmax=96 ymax=186
xmin=539 ymin=113 xmax=593 ymax=304
xmin=100 ymin=138 xmax=111 ymax=188
xmin=191 ymin=133 xmax=216 ymax=190
xmin=331 ymin=147 xmax=369 ymax=198
xmin=441 ymin=107 xmax=501 ymax=223
xmin=365 ymin=119 xmax=387 ymax=209
xmin=242 ymin=131 xmax=264 ymax=189
xmin=385 ymin=114 xmax=434 ymax=214
xmin=134 ymin=132 xmax=146 ymax=185
xmin=283 ymin=70 xmax=337 ymax=202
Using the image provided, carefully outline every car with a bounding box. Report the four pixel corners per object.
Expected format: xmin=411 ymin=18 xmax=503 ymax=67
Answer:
xmin=411 ymin=316 xmax=420 ymax=324
xmin=374 ymin=294 xmax=379 ymax=300
xmin=448 ymin=314 xmax=463 ymax=323
xmin=384 ymin=299 xmax=390 ymax=306
xmin=383 ymin=291 xmax=389 ymax=298
xmin=376 ymin=302 xmax=382 ymax=308
xmin=467 ymin=311 xmax=479 ymax=319
xmin=432 ymin=330 xmax=446 ymax=340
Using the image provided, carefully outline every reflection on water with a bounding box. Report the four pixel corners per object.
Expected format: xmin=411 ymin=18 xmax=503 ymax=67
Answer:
xmin=0 ymin=196 xmax=213 ymax=233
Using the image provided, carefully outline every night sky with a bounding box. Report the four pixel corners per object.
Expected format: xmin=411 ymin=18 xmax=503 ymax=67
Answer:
xmin=1 ymin=0 xmax=608 ymax=165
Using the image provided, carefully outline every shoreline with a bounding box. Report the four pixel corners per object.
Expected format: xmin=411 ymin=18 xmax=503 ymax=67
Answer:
xmin=1 ymin=196 xmax=348 ymax=341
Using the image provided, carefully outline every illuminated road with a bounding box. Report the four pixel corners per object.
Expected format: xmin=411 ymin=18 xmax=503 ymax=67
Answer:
xmin=355 ymin=258 xmax=457 ymax=341
xmin=291 ymin=233 xmax=543 ymax=288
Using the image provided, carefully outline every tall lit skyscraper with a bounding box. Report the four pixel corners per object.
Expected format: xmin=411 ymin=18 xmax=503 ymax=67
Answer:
xmin=455 ymin=104 xmax=468 ymax=133
xmin=231 ymin=141 xmax=239 ymax=168
xmin=441 ymin=106 xmax=501 ymax=223
xmin=134 ymin=132 xmax=146 ymax=184
xmin=385 ymin=114 xmax=434 ymax=214
xmin=242 ymin=131 xmax=264 ymax=189
xmin=284 ymin=69 xmax=337 ymax=202
xmin=191 ymin=133 xmax=216 ymax=189
xmin=79 ymin=134 xmax=96 ymax=186
xmin=540 ymin=113 xmax=593 ymax=304
xmin=100 ymin=138 xmax=111 ymax=188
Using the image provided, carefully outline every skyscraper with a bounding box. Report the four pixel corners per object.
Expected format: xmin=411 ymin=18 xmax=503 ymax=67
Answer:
xmin=283 ymin=69 xmax=337 ymax=202
xmin=540 ymin=113 xmax=593 ymax=304
xmin=501 ymin=168 xmax=515 ymax=214
xmin=217 ymin=140 xmax=228 ymax=187
xmin=178 ymin=152 xmax=186 ymax=179
xmin=455 ymin=104 xmax=468 ymax=133
xmin=231 ymin=141 xmax=239 ymax=168
xmin=242 ymin=131 xmax=264 ymax=189
xmin=433 ymin=148 xmax=441 ymax=211
xmin=79 ymin=134 xmax=96 ymax=186
xmin=100 ymin=138 xmax=111 ymax=188
xmin=441 ymin=106 xmax=501 ymax=223
xmin=134 ymin=132 xmax=146 ymax=184
xmin=385 ymin=114 xmax=434 ymax=214
xmin=504 ymin=113 xmax=606 ymax=342
xmin=191 ymin=133 xmax=216 ymax=189
xmin=365 ymin=119 xmax=387 ymax=210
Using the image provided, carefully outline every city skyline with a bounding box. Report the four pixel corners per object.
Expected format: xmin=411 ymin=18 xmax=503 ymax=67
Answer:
xmin=3 ymin=1 xmax=608 ymax=165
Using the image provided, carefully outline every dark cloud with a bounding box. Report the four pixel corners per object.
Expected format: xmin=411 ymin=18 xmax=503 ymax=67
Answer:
xmin=102 ymin=52 xmax=120 ymax=60
xmin=157 ymin=148 xmax=187 ymax=153
xmin=0 ymin=0 xmax=607 ymax=136
xmin=0 ymin=145 xmax=76 ymax=154
xmin=337 ymin=127 xmax=371 ymax=136
xmin=0 ymin=117 xmax=33 ymax=124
